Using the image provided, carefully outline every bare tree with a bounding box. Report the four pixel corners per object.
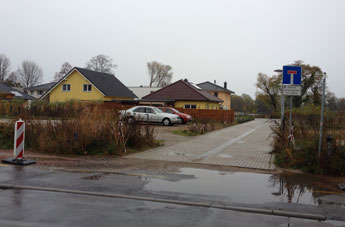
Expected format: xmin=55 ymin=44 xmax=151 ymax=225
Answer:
xmin=86 ymin=54 xmax=117 ymax=74
xmin=256 ymin=73 xmax=281 ymax=112
xmin=0 ymin=53 xmax=11 ymax=83
xmin=147 ymin=61 xmax=173 ymax=87
xmin=4 ymin=71 xmax=20 ymax=87
xmin=54 ymin=62 xmax=72 ymax=82
xmin=17 ymin=60 xmax=43 ymax=89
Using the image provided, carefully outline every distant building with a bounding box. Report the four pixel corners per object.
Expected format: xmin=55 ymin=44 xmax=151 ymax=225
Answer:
xmin=27 ymin=82 xmax=56 ymax=99
xmin=0 ymin=83 xmax=35 ymax=104
xmin=197 ymin=81 xmax=234 ymax=110
xmin=142 ymin=80 xmax=223 ymax=109
xmin=128 ymin=86 xmax=161 ymax=99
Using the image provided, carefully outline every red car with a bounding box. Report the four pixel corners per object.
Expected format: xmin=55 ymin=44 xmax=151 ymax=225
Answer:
xmin=159 ymin=107 xmax=192 ymax=124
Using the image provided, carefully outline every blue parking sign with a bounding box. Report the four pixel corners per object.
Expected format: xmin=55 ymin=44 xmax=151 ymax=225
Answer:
xmin=283 ymin=66 xmax=302 ymax=85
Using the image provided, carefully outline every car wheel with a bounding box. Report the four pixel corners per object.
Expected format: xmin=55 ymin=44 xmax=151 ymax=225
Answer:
xmin=162 ymin=118 xmax=171 ymax=126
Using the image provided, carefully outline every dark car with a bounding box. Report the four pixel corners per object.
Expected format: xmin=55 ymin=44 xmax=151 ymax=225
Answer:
xmin=158 ymin=107 xmax=192 ymax=124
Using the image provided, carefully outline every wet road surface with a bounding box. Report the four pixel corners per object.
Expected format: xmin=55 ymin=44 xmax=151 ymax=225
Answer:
xmin=1 ymin=165 xmax=345 ymax=225
xmin=1 ymin=189 xmax=344 ymax=227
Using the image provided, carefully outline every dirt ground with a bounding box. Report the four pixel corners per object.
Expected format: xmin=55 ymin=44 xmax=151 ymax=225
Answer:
xmin=0 ymin=124 xmax=276 ymax=175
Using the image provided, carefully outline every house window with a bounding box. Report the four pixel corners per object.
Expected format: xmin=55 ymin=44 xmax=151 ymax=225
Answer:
xmin=83 ymin=84 xmax=92 ymax=92
xmin=214 ymin=92 xmax=218 ymax=97
xmin=39 ymin=91 xmax=44 ymax=95
xmin=62 ymin=84 xmax=71 ymax=92
xmin=184 ymin=104 xmax=196 ymax=109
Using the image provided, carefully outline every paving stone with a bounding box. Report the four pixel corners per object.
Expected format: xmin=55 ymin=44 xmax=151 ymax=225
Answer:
xmin=129 ymin=119 xmax=276 ymax=170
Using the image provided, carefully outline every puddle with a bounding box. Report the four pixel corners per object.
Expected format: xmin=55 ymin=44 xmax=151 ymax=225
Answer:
xmin=145 ymin=168 xmax=345 ymax=205
xmin=81 ymin=174 xmax=103 ymax=180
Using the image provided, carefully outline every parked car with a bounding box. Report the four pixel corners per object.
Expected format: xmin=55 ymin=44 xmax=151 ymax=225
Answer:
xmin=120 ymin=106 xmax=180 ymax=126
xmin=158 ymin=107 xmax=192 ymax=124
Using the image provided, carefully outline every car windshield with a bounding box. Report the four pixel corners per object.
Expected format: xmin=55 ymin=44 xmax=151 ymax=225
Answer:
xmin=170 ymin=108 xmax=180 ymax=113
xmin=153 ymin=107 xmax=163 ymax=113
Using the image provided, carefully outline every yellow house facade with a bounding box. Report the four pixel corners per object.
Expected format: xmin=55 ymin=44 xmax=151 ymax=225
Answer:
xmin=197 ymin=81 xmax=234 ymax=110
xmin=174 ymin=101 xmax=220 ymax=110
xmin=40 ymin=67 xmax=137 ymax=103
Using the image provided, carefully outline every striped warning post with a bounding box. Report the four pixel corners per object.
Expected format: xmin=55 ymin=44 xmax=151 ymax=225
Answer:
xmin=14 ymin=119 xmax=25 ymax=159
xmin=1 ymin=118 xmax=35 ymax=165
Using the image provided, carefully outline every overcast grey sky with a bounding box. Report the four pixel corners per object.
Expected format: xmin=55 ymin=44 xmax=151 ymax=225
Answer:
xmin=1 ymin=0 xmax=345 ymax=98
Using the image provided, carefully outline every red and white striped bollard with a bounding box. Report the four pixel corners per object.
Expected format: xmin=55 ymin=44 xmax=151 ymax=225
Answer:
xmin=14 ymin=119 xmax=25 ymax=159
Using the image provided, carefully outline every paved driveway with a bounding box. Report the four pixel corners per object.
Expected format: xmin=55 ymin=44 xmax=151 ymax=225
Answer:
xmin=129 ymin=119 xmax=275 ymax=170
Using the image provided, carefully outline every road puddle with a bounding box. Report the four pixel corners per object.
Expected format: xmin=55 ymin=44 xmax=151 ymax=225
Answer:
xmin=81 ymin=174 xmax=104 ymax=180
xmin=145 ymin=168 xmax=345 ymax=205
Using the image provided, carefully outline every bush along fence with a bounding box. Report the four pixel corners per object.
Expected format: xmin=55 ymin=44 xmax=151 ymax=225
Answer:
xmin=0 ymin=100 xmax=96 ymax=119
xmin=0 ymin=106 xmax=156 ymax=156
xmin=271 ymin=105 xmax=345 ymax=176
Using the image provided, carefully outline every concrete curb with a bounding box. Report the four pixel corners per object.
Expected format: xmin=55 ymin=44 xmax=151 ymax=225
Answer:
xmin=0 ymin=183 xmax=326 ymax=221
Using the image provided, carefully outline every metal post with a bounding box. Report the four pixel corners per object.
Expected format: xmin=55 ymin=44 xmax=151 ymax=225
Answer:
xmin=318 ymin=72 xmax=326 ymax=160
xmin=275 ymin=69 xmax=284 ymax=128
xmin=281 ymin=83 xmax=285 ymax=128
xmin=289 ymin=96 xmax=292 ymax=131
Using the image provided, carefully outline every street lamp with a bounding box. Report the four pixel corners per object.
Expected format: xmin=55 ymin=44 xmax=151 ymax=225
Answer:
xmin=274 ymin=69 xmax=284 ymax=127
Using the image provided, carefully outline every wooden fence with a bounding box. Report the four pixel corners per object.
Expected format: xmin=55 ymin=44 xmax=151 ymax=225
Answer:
xmin=102 ymin=102 xmax=234 ymax=123
xmin=175 ymin=108 xmax=234 ymax=123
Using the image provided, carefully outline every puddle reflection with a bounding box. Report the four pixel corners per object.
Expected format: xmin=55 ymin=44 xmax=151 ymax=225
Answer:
xmin=145 ymin=168 xmax=345 ymax=205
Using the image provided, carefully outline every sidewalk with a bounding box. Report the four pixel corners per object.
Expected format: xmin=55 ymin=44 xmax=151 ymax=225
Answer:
xmin=129 ymin=119 xmax=275 ymax=170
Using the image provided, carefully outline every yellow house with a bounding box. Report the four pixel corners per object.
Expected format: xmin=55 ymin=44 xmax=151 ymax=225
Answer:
xmin=142 ymin=80 xmax=223 ymax=109
xmin=40 ymin=67 xmax=137 ymax=103
xmin=197 ymin=81 xmax=234 ymax=110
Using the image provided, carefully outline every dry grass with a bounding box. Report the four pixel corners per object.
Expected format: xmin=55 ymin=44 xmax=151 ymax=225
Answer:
xmin=271 ymin=105 xmax=345 ymax=176
xmin=0 ymin=105 xmax=156 ymax=156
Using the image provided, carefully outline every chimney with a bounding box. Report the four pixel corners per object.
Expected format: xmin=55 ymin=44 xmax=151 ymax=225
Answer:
xmin=214 ymin=80 xmax=216 ymax=84
xmin=224 ymin=81 xmax=227 ymax=89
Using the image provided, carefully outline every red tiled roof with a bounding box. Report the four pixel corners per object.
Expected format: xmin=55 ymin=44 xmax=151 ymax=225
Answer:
xmin=142 ymin=80 xmax=223 ymax=103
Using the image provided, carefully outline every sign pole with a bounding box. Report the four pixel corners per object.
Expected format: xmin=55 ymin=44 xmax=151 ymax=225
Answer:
xmin=289 ymin=96 xmax=292 ymax=131
xmin=281 ymin=85 xmax=285 ymax=128
xmin=318 ymin=73 xmax=326 ymax=161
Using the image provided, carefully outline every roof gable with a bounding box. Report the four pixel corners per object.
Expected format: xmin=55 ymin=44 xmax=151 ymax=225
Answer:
xmin=197 ymin=81 xmax=234 ymax=94
xmin=40 ymin=67 xmax=137 ymax=100
xmin=142 ymin=80 xmax=223 ymax=102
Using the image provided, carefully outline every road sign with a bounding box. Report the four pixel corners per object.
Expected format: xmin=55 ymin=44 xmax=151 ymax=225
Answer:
xmin=283 ymin=85 xmax=301 ymax=96
xmin=283 ymin=66 xmax=302 ymax=85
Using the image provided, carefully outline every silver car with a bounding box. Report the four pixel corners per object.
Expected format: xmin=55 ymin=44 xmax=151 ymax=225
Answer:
xmin=120 ymin=106 xmax=181 ymax=126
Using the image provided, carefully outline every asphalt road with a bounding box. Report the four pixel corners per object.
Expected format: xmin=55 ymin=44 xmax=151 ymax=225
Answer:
xmin=0 ymin=189 xmax=342 ymax=227
xmin=0 ymin=166 xmax=345 ymax=226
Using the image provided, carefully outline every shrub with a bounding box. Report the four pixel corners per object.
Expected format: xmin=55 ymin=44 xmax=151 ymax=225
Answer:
xmin=236 ymin=115 xmax=255 ymax=124
xmin=271 ymin=104 xmax=345 ymax=176
xmin=0 ymin=106 xmax=156 ymax=156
